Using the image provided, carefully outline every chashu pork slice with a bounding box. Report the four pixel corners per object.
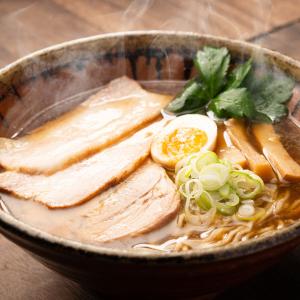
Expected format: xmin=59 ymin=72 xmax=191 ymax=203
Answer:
xmin=0 ymin=121 xmax=165 ymax=208
xmin=65 ymin=161 xmax=180 ymax=243
xmin=0 ymin=77 xmax=171 ymax=174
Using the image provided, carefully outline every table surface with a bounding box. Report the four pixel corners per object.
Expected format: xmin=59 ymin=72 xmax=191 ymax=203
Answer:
xmin=1 ymin=0 xmax=300 ymax=299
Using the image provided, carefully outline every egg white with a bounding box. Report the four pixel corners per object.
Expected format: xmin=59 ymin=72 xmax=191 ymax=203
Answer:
xmin=151 ymin=114 xmax=218 ymax=169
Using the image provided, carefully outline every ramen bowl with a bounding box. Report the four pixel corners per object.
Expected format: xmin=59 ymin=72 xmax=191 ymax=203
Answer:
xmin=0 ymin=31 xmax=300 ymax=298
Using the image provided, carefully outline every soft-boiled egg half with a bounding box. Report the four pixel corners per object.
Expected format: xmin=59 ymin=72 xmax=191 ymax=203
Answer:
xmin=151 ymin=114 xmax=217 ymax=169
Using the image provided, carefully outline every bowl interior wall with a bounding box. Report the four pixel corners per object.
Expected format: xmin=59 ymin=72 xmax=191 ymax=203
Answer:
xmin=0 ymin=34 xmax=277 ymax=137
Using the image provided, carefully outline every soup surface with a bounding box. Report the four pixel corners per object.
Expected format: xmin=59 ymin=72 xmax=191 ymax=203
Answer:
xmin=1 ymin=77 xmax=300 ymax=253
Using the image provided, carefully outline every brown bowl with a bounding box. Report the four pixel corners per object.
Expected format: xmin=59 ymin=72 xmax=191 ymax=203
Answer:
xmin=0 ymin=31 xmax=300 ymax=298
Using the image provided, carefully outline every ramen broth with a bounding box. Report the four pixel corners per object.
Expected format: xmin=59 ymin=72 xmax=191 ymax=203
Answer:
xmin=1 ymin=80 xmax=300 ymax=251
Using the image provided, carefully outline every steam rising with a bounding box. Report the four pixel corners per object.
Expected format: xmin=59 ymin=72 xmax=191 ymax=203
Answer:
xmin=0 ymin=0 xmax=277 ymax=66
xmin=121 ymin=0 xmax=154 ymax=30
xmin=0 ymin=0 xmax=287 ymax=137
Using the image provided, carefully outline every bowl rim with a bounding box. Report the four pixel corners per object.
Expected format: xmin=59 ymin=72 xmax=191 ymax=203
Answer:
xmin=1 ymin=30 xmax=300 ymax=263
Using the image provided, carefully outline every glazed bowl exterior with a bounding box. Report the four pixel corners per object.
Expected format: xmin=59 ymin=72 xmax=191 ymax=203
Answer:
xmin=0 ymin=31 xmax=300 ymax=298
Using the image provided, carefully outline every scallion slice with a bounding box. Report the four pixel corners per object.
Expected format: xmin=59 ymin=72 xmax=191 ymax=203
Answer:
xmin=191 ymin=151 xmax=219 ymax=175
xmin=236 ymin=207 xmax=265 ymax=221
xmin=199 ymin=163 xmax=230 ymax=191
xmin=225 ymin=192 xmax=240 ymax=207
xmin=229 ymin=170 xmax=264 ymax=199
xmin=175 ymin=166 xmax=192 ymax=186
xmin=196 ymin=191 xmax=213 ymax=211
xmin=216 ymin=201 xmax=237 ymax=216
xmin=179 ymin=179 xmax=203 ymax=199
xmin=219 ymin=183 xmax=231 ymax=198
xmin=175 ymin=150 xmax=265 ymax=225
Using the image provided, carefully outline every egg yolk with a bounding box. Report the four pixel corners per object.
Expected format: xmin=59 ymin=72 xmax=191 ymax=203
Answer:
xmin=162 ymin=127 xmax=208 ymax=159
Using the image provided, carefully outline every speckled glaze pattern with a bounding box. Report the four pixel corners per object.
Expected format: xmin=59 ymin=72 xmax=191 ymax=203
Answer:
xmin=0 ymin=31 xmax=300 ymax=298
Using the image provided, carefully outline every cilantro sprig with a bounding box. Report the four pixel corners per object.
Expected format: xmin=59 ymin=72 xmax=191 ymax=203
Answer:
xmin=165 ymin=46 xmax=295 ymax=123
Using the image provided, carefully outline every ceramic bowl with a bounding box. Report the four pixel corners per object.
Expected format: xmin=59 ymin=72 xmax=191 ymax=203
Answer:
xmin=0 ymin=31 xmax=300 ymax=298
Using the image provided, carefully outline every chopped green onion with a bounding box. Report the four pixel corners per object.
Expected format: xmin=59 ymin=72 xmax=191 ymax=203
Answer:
xmin=229 ymin=170 xmax=264 ymax=199
xmin=184 ymin=196 xmax=216 ymax=225
xmin=225 ymin=192 xmax=240 ymax=206
xmin=216 ymin=201 xmax=237 ymax=216
xmin=236 ymin=207 xmax=265 ymax=221
xmin=175 ymin=150 xmax=266 ymax=225
xmin=215 ymin=193 xmax=239 ymax=215
xmin=175 ymin=166 xmax=192 ymax=186
xmin=191 ymin=151 xmax=219 ymax=175
xmin=196 ymin=191 xmax=213 ymax=211
xmin=238 ymin=204 xmax=255 ymax=217
xmin=199 ymin=163 xmax=230 ymax=191
xmin=209 ymin=191 xmax=223 ymax=202
xmin=219 ymin=183 xmax=231 ymax=198
xmin=175 ymin=153 xmax=198 ymax=174
xmin=179 ymin=179 xmax=203 ymax=199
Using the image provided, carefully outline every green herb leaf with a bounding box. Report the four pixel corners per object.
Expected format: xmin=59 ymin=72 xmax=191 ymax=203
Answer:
xmin=226 ymin=58 xmax=252 ymax=89
xmin=209 ymin=88 xmax=254 ymax=119
xmin=195 ymin=47 xmax=230 ymax=98
xmin=164 ymin=46 xmax=295 ymax=123
xmin=165 ymin=79 xmax=208 ymax=114
xmin=245 ymin=68 xmax=295 ymax=122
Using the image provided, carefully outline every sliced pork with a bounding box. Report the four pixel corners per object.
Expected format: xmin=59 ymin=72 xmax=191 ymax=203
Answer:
xmin=0 ymin=77 xmax=171 ymax=174
xmin=0 ymin=121 xmax=165 ymax=208
xmin=56 ymin=161 xmax=180 ymax=242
